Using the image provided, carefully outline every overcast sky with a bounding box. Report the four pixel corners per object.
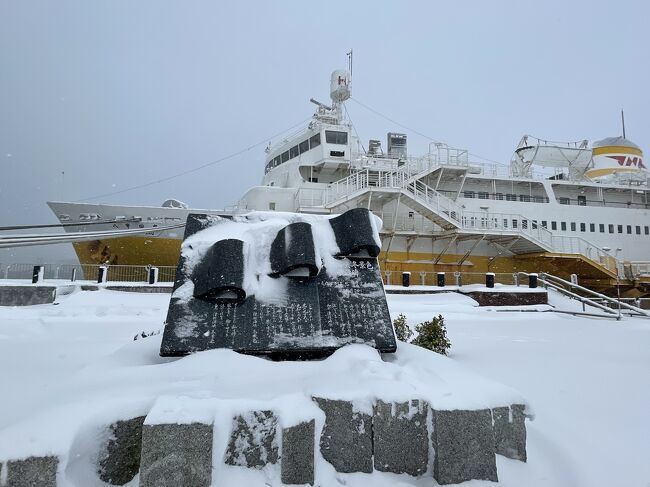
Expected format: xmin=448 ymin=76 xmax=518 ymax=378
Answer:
xmin=1 ymin=0 xmax=648 ymax=263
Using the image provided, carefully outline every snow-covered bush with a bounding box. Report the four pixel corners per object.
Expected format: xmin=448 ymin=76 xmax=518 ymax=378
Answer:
xmin=392 ymin=313 xmax=413 ymax=342
xmin=412 ymin=315 xmax=451 ymax=355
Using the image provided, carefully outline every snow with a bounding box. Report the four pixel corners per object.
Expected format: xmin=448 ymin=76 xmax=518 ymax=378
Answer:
xmin=0 ymin=287 xmax=648 ymax=486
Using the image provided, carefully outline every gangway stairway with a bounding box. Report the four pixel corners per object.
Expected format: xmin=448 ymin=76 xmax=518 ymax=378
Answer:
xmin=300 ymin=165 xmax=619 ymax=280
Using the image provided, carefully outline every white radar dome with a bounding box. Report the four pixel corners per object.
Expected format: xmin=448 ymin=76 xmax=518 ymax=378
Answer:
xmin=330 ymin=70 xmax=351 ymax=103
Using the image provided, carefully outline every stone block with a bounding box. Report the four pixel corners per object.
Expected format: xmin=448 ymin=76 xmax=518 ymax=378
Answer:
xmin=281 ymin=420 xmax=314 ymax=485
xmin=0 ymin=286 xmax=56 ymax=306
xmin=492 ymin=404 xmax=527 ymax=461
xmin=313 ymin=397 xmax=372 ymax=473
xmin=373 ymin=399 xmax=429 ymax=476
xmin=139 ymin=422 xmax=213 ymax=487
xmin=98 ymin=416 xmax=146 ymax=485
xmin=431 ymin=408 xmax=498 ymax=485
xmin=224 ymin=410 xmax=279 ymax=468
xmin=6 ymin=456 xmax=58 ymax=487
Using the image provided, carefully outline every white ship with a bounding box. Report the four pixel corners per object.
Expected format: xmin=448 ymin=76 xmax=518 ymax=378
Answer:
xmin=48 ymin=70 xmax=650 ymax=291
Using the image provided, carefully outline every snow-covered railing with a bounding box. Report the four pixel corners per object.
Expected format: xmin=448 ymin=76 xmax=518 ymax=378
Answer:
xmin=0 ymin=263 xmax=177 ymax=282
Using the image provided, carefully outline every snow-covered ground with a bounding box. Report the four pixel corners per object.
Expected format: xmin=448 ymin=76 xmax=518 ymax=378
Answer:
xmin=0 ymin=288 xmax=648 ymax=486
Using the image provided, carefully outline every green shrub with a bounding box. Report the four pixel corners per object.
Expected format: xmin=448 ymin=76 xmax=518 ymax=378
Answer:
xmin=392 ymin=313 xmax=413 ymax=342
xmin=412 ymin=314 xmax=451 ymax=355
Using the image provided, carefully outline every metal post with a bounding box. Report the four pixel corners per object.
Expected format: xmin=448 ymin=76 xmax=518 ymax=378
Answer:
xmin=419 ymin=271 xmax=426 ymax=285
xmin=402 ymin=272 xmax=411 ymax=288
xmin=437 ymin=272 xmax=445 ymax=287
xmin=384 ymin=271 xmax=391 ymax=286
xmin=528 ymin=273 xmax=538 ymax=289
xmin=148 ymin=266 xmax=159 ymax=285
xmin=513 ymin=273 xmax=519 ymax=287
xmin=485 ymin=272 xmax=495 ymax=289
xmin=98 ymin=265 xmax=108 ymax=284
xmin=70 ymin=268 xmax=77 ymax=282
xmin=32 ymin=265 xmax=44 ymax=284
xmin=455 ymin=271 xmax=461 ymax=287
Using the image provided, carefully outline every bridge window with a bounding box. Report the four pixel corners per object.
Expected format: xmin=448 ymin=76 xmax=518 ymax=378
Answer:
xmin=290 ymin=145 xmax=299 ymax=159
xmin=299 ymin=140 xmax=309 ymax=154
xmin=281 ymin=151 xmax=290 ymax=163
xmin=609 ymin=224 xmax=614 ymax=234
xmin=325 ymin=131 xmax=348 ymax=145
xmin=309 ymin=133 xmax=321 ymax=148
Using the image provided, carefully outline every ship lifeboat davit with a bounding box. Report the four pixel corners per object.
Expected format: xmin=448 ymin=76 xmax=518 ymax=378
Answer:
xmin=585 ymin=136 xmax=646 ymax=182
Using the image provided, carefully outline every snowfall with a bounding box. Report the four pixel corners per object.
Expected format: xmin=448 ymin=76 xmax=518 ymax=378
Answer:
xmin=0 ymin=287 xmax=648 ymax=487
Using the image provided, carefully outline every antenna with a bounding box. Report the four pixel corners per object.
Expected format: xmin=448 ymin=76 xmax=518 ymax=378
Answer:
xmin=621 ymin=109 xmax=626 ymax=138
xmin=347 ymin=49 xmax=353 ymax=78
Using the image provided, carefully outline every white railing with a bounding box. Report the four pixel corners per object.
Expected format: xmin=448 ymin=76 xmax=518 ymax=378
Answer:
xmin=0 ymin=263 xmax=177 ymax=282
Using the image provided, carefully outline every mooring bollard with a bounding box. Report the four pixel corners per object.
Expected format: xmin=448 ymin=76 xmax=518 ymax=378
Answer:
xmin=485 ymin=272 xmax=495 ymax=289
xmin=384 ymin=271 xmax=391 ymax=286
xmin=70 ymin=268 xmax=77 ymax=282
xmin=402 ymin=272 xmax=411 ymax=287
xmin=419 ymin=272 xmax=426 ymax=285
xmin=437 ymin=272 xmax=445 ymax=287
xmin=148 ymin=266 xmax=159 ymax=285
xmin=528 ymin=273 xmax=538 ymax=289
xmin=98 ymin=265 xmax=108 ymax=284
xmin=32 ymin=265 xmax=44 ymax=284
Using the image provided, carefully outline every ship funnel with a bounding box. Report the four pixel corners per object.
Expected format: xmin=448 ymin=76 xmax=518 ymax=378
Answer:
xmin=330 ymin=70 xmax=351 ymax=103
xmin=586 ymin=136 xmax=646 ymax=181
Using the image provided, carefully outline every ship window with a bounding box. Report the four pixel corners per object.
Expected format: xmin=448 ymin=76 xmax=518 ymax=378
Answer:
xmin=325 ymin=130 xmax=348 ymax=145
xmin=636 ymin=225 xmax=641 ymax=235
xmin=608 ymin=224 xmax=614 ymax=233
xmin=503 ymin=218 xmax=508 ymax=228
xmin=599 ymin=224 xmax=605 ymax=233
xmin=506 ymin=194 xmax=517 ymax=201
xmin=281 ymin=151 xmax=290 ymax=163
xmin=542 ymin=221 xmax=548 ymax=228
xmin=464 ymin=191 xmax=475 ymax=198
xmin=522 ymin=219 xmax=528 ymax=229
xmin=590 ymin=223 xmax=595 ymax=232
xmin=577 ymin=195 xmax=586 ymax=206
xmin=627 ymin=225 xmax=632 ymax=234
xmin=496 ymin=193 xmax=504 ymax=200
xmin=551 ymin=221 xmax=557 ymax=230
xmin=299 ymin=140 xmax=309 ymax=154
xmin=512 ymin=219 xmax=518 ymax=228
xmin=561 ymin=222 xmax=567 ymax=231
xmin=580 ymin=223 xmax=586 ymax=232
xmin=571 ymin=222 xmax=576 ymax=231
xmin=309 ymin=133 xmax=321 ymax=149
xmin=519 ymin=195 xmax=531 ymax=202
xmin=618 ymin=225 xmax=623 ymax=233
xmin=645 ymin=226 xmax=649 ymax=235
xmin=532 ymin=220 xmax=538 ymax=229
xmin=290 ymin=145 xmax=299 ymax=159
xmin=269 ymin=202 xmax=276 ymax=210
xmin=274 ymin=156 xmax=281 ymax=166
xmin=559 ymin=197 xmax=570 ymax=205
xmin=478 ymin=191 xmax=489 ymax=199
xmin=308 ymin=177 xmax=318 ymax=183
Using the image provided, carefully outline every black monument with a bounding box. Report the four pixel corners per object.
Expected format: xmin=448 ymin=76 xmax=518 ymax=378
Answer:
xmin=160 ymin=208 xmax=396 ymax=359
